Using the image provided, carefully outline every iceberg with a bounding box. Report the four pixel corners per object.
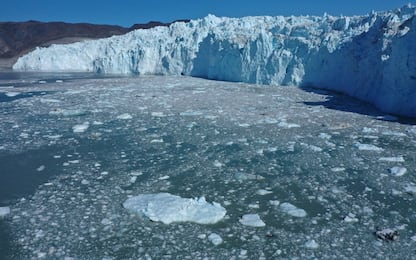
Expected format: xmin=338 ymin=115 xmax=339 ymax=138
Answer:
xmin=123 ymin=193 xmax=226 ymax=224
xmin=13 ymin=5 xmax=416 ymax=117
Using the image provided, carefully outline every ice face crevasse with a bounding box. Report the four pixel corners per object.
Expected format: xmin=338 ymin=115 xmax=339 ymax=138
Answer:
xmin=13 ymin=5 xmax=416 ymax=117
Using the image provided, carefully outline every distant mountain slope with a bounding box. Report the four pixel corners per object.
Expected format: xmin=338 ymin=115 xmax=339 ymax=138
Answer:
xmin=0 ymin=20 xmax=189 ymax=60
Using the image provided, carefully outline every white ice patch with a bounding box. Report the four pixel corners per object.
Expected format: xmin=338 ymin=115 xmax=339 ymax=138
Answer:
xmin=256 ymin=189 xmax=273 ymax=195
xmin=404 ymin=185 xmax=416 ymax=195
xmin=5 ymin=92 xmax=20 ymax=97
xmin=280 ymin=202 xmax=307 ymax=217
xmin=389 ymin=167 xmax=407 ymax=177
xmin=379 ymin=156 xmax=405 ymax=162
xmin=239 ymin=214 xmax=266 ymax=227
xmin=180 ymin=111 xmax=203 ymax=116
xmin=72 ymin=122 xmax=90 ymax=133
xmin=36 ymin=165 xmax=45 ymax=172
xmin=305 ymin=239 xmax=319 ymax=249
xmin=116 ymin=113 xmax=133 ymax=120
xmin=151 ymin=112 xmax=165 ymax=117
xmin=208 ymin=233 xmax=223 ymax=245
xmin=278 ymin=121 xmax=300 ymax=128
xmin=0 ymin=206 xmax=10 ymax=217
xmin=49 ymin=109 xmax=86 ymax=117
xmin=354 ymin=142 xmax=383 ymax=151
xmin=123 ymin=193 xmax=226 ymax=224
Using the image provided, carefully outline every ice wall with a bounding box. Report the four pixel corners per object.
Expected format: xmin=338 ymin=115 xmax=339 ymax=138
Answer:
xmin=13 ymin=5 xmax=416 ymax=117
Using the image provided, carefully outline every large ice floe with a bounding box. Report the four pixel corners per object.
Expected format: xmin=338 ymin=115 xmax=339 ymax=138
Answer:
xmin=123 ymin=193 xmax=226 ymax=224
xmin=13 ymin=5 xmax=416 ymax=117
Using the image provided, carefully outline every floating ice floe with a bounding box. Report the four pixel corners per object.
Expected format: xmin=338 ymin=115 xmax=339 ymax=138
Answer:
xmin=123 ymin=193 xmax=226 ymax=224
xmin=305 ymin=239 xmax=319 ymax=249
xmin=280 ymin=202 xmax=307 ymax=217
xmin=239 ymin=214 xmax=266 ymax=227
xmin=0 ymin=206 xmax=11 ymax=217
xmin=389 ymin=167 xmax=407 ymax=177
xmin=354 ymin=142 xmax=383 ymax=151
xmin=208 ymin=233 xmax=223 ymax=245
xmin=256 ymin=189 xmax=273 ymax=195
xmin=116 ymin=113 xmax=133 ymax=120
xmin=5 ymin=92 xmax=20 ymax=97
xmin=404 ymin=185 xmax=416 ymax=195
xmin=50 ymin=108 xmax=87 ymax=117
xmin=379 ymin=156 xmax=405 ymax=162
xmin=72 ymin=122 xmax=90 ymax=133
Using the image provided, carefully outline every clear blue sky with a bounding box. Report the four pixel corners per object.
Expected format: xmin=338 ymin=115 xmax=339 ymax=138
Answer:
xmin=2 ymin=0 xmax=414 ymax=27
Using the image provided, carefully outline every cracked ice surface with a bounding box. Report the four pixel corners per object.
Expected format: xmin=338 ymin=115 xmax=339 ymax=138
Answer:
xmin=0 ymin=74 xmax=415 ymax=259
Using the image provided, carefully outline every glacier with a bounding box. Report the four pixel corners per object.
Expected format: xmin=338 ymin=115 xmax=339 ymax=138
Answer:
xmin=13 ymin=5 xmax=416 ymax=117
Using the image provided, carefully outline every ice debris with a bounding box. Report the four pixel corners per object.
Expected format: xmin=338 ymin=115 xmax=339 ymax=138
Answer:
xmin=280 ymin=202 xmax=307 ymax=217
xmin=0 ymin=206 xmax=10 ymax=217
xmin=239 ymin=214 xmax=266 ymax=227
xmin=388 ymin=166 xmax=407 ymax=177
xmin=123 ymin=193 xmax=226 ymax=224
xmin=72 ymin=122 xmax=90 ymax=133
xmin=305 ymin=239 xmax=319 ymax=249
xmin=116 ymin=113 xmax=133 ymax=120
xmin=208 ymin=233 xmax=223 ymax=245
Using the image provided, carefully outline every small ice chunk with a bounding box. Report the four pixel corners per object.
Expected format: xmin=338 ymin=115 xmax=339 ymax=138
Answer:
xmin=389 ymin=167 xmax=407 ymax=177
xmin=278 ymin=121 xmax=300 ymax=128
xmin=343 ymin=213 xmax=358 ymax=223
xmin=305 ymin=239 xmax=319 ymax=249
xmin=117 ymin=113 xmax=133 ymax=120
xmin=101 ymin=218 xmax=112 ymax=226
xmin=319 ymin=133 xmax=331 ymax=139
xmin=81 ymin=179 xmax=90 ymax=185
xmin=0 ymin=207 xmax=10 ymax=217
xmin=411 ymin=235 xmax=416 ymax=242
xmin=256 ymin=189 xmax=273 ymax=195
xmin=72 ymin=122 xmax=89 ymax=133
xmin=55 ymin=79 xmax=63 ymax=83
xmin=379 ymin=156 xmax=405 ymax=162
xmin=354 ymin=142 xmax=383 ymax=151
xmin=38 ymin=80 xmax=47 ymax=84
xmin=331 ymin=167 xmax=346 ymax=172
xmin=36 ymin=165 xmax=45 ymax=172
xmin=151 ymin=112 xmax=165 ymax=117
xmin=208 ymin=233 xmax=223 ymax=245
xmin=180 ymin=111 xmax=203 ymax=116
xmin=5 ymin=92 xmax=20 ymax=97
xmin=213 ymin=160 xmax=223 ymax=168
xmin=405 ymin=185 xmax=416 ymax=195
xmin=239 ymin=214 xmax=265 ymax=227
xmin=269 ymin=200 xmax=280 ymax=206
xmin=123 ymin=193 xmax=226 ymax=224
xmin=50 ymin=109 xmax=86 ymax=117
xmin=280 ymin=202 xmax=307 ymax=217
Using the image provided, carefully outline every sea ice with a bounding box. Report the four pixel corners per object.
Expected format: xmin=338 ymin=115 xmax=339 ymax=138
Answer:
xmin=123 ymin=193 xmax=226 ymax=224
xmin=239 ymin=214 xmax=266 ymax=227
xmin=0 ymin=206 xmax=10 ymax=217
xmin=5 ymin=92 xmax=20 ymax=97
xmin=116 ymin=113 xmax=133 ymax=120
xmin=389 ymin=167 xmax=407 ymax=177
xmin=72 ymin=122 xmax=90 ymax=133
xmin=208 ymin=233 xmax=223 ymax=245
xmin=280 ymin=202 xmax=307 ymax=217
xmin=379 ymin=156 xmax=405 ymax=162
xmin=354 ymin=142 xmax=383 ymax=151
xmin=305 ymin=239 xmax=319 ymax=249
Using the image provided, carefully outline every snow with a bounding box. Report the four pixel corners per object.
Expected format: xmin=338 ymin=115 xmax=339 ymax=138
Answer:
xmin=280 ymin=202 xmax=307 ymax=217
xmin=123 ymin=193 xmax=226 ymax=224
xmin=13 ymin=5 xmax=416 ymax=117
xmin=239 ymin=214 xmax=266 ymax=227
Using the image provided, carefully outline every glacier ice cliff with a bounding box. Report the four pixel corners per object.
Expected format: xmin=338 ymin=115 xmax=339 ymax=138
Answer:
xmin=13 ymin=5 xmax=416 ymax=117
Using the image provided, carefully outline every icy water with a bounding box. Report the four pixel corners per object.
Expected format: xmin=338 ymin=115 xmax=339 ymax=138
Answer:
xmin=0 ymin=73 xmax=415 ymax=259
